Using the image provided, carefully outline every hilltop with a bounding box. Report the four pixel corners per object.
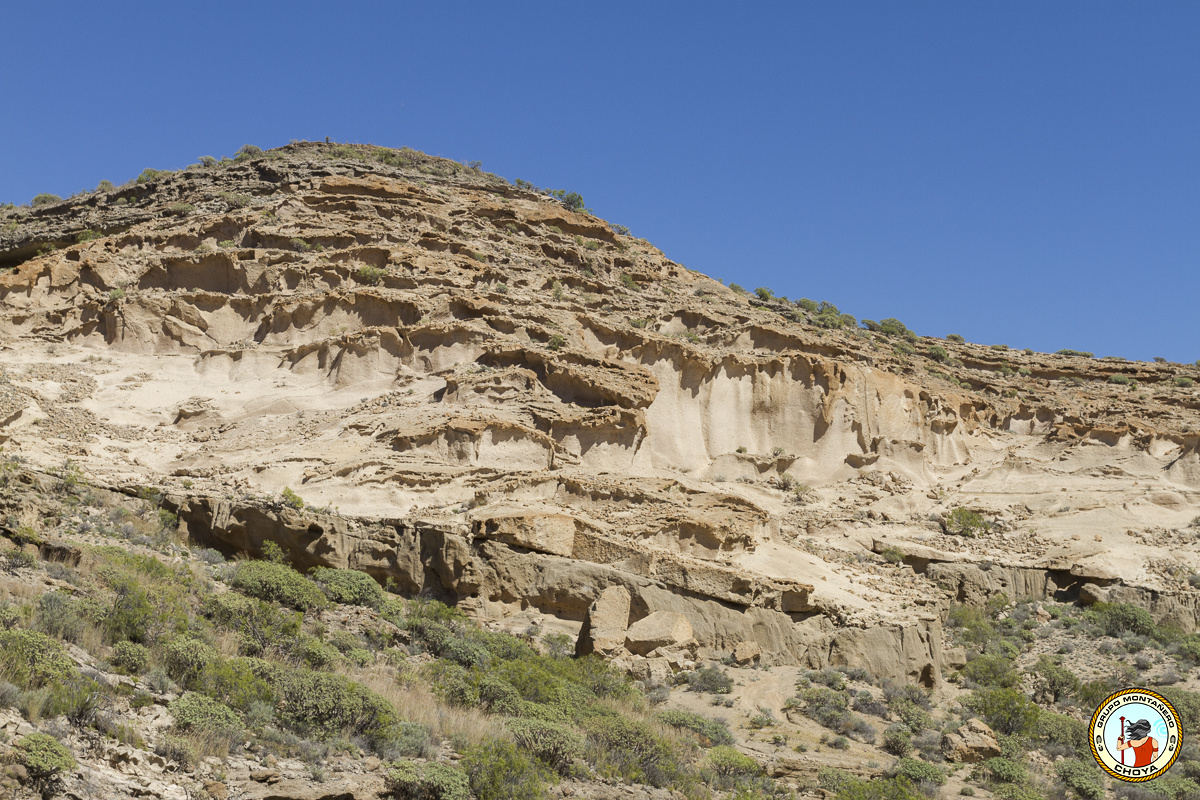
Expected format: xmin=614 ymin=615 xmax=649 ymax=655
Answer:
xmin=0 ymin=141 xmax=1198 ymax=800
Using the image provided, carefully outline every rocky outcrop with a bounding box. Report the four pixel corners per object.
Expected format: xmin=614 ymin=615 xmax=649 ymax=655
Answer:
xmin=575 ymin=585 xmax=632 ymax=657
xmin=624 ymin=611 xmax=694 ymax=656
xmin=941 ymin=718 xmax=1002 ymax=763
xmin=3 ymin=140 xmax=1199 ymax=695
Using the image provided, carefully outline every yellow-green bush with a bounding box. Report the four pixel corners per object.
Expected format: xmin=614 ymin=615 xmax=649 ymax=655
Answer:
xmin=893 ymin=756 xmax=945 ymax=785
xmin=112 ymin=641 xmax=149 ymax=675
xmin=657 ymin=709 xmax=734 ymax=747
xmin=230 ymin=560 xmax=328 ymax=612
xmin=202 ymin=592 xmax=301 ymax=656
xmin=168 ymin=692 xmax=240 ymax=734
xmin=312 ymin=567 xmax=384 ymax=608
xmin=463 ymin=739 xmax=550 ymax=800
xmin=0 ymin=629 xmax=76 ymax=688
xmin=705 ymin=745 xmax=760 ymax=777
xmin=385 ymin=760 xmax=470 ymax=800
xmin=965 ymin=687 xmax=1039 ymax=736
xmin=507 ymin=718 xmax=584 ymax=774
xmin=15 ymin=733 xmax=74 ymax=779
xmin=1054 ymin=759 xmax=1104 ymax=800
xmin=582 ymin=715 xmax=687 ymax=788
xmin=162 ymin=637 xmax=217 ymax=685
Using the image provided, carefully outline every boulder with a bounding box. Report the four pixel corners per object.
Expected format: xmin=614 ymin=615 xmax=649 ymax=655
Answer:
xmin=941 ymin=718 xmax=1001 ymax=762
xmin=733 ymin=640 xmax=761 ymax=665
xmin=575 ymin=585 xmax=632 ymax=657
xmin=1078 ymin=583 xmax=1109 ymax=605
xmin=942 ymin=647 xmax=969 ymax=670
xmin=624 ymin=611 xmax=693 ymax=656
xmin=629 ymin=656 xmax=673 ymax=684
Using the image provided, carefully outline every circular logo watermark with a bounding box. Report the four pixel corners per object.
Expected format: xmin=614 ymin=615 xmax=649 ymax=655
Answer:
xmin=1090 ymin=687 xmax=1182 ymax=782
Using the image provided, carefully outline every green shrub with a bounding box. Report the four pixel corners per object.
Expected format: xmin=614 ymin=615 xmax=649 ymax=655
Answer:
xmin=1087 ymin=603 xmax=1155 ymax=638
xmin=993 ymin=785 xmax=1045 ymax=800
xmin=462 ymin=739 xmax=549 ymax=800
xmin=385 ymin=760 xmax=470 ymax=800
xmin=835 ymin=776 xmax=925 ymax=800
xmin=705 ymin=744 xmax=760 ymax=777
xmin=202 ymin=592 xmax=301 ymax=655
xmin=584 ymin=715 xmax=686 ymax=787
xmin=312 ymin=567 xmax=384 ymax=608
xmin=1077 ymin=678 xmax=1119 ymax=710
xmin=1137 ymin=776 xmax=1200 ymax=800
xmin=136 ymin=168 xmax=168 ymax=184
xmin=890 ymin=697 xmax=932 ymax=733
xmin=264 ymin=664 xmax=399 ymax=744
xmin=15 ymin=733 xmax=74 ymax=779
xmin=1055 ymin=759 xmax=1104 ymax=799
xmin=963 ymin=654 xmax=1018 ymax=688
xmin=1176 ymin=377 xmax=1195 ymax=388
xmin=984 ymin=757 xmax=1027 ymax=783
xmin=162 ymin=637 xmax=216 ymax=684
xmin=477 ymin=675 xmax=522 ymax=716
xmin=947 ymin=334 xmax=965 ymax=342
xmin=356 ymin=264 xmax=385 ymax=285
xmin=194 ymin=657 xmax=274 ymax=712
xmin=1038 ymin=711 xmax=1088 ymax=755
xmin=230 ymin=560 xmax=328 ymax=611
xmin=36 ymin=592 xmax=84 ymax=643
xmin=280 ymin=487 xmax=305 ymax=510
xmin=946 ymin=507 xmax=987 ymax=537
xmin=1035 ymin=656 xmax=1079 ymax=702
xmin=894 ymin=756 xmax=945 ymax=785
xmin=686 ymin=665 xmax=733 ymax=694
xmin=291 ymin=634 xmax=342 ymax=669
xmin=48 ymin=675 xmax=101 ymax=724
xmin=656 ymin=709 xmax=733 ymax=746
xmin=31 ymin=193 xmax=62 ymax=207
xmin=882 ymin=724 xmax=912 ymax=755
xmin=508 ymin=717 xmax=584 ymax=773
xmin=235 ymin=144 xmax=264 ymax=161
xmin=409 ymin=620 xmax=489 ymax=667
xmin=966 ymin=687 xmax=1039 ymax=736
xmin=169 ymin=692 xmax=240 ymax=733
xmin=0 ymin=629 xmax=75 ymax=688
xmin=112 ymin=641 xmax=149 ymax=675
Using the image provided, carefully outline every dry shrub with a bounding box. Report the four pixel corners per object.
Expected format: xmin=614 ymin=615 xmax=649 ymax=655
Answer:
xmin=353 ymin=665 xmax=509 ymax=748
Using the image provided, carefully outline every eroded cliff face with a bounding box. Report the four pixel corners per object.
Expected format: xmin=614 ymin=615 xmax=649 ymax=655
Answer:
xmin=2 ymin=142 xmax=1199 ymax=682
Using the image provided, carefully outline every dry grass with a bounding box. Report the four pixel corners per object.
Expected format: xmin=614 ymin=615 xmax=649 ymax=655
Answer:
xmin=353 ymin=665 xmax=511 ymax=747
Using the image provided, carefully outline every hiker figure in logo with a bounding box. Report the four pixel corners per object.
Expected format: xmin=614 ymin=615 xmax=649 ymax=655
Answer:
xmin=1117 ymin=719 xmax=1159 ymax=767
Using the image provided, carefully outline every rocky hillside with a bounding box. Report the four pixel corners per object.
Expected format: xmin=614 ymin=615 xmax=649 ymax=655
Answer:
xmin=0 ymin=141 xmax=1199 ymax=799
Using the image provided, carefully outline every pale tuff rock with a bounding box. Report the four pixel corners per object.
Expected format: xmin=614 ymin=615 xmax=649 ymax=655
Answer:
xmin=575 ymin=584 xmax=632 ymax=656
xmin=624 ymin=611 xmax=695 ymax=656
xmin=733 ymin=640 xmax=762 ymax=665
xmin=941 ymin=718 xmax=1002 ymax=763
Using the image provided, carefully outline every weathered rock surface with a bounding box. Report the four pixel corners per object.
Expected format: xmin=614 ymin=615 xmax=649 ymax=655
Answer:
xmin=942 ymin=718 xmax=1002 ymax=762
xmin=1 ymin=140 xmax=1198 ymax=682
xmin=624 ymin=611 xmax=694 ymax=656
xmin=576 ymin=584 xmax=632 ymax=656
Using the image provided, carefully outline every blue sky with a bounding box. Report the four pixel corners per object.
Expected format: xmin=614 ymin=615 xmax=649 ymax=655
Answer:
xmin=3 ymin=3 xmax=1197 ymax=362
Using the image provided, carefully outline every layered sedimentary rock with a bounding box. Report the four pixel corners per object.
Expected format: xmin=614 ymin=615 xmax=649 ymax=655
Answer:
xmin=2 ymin=142 xmax=1199 ymax=684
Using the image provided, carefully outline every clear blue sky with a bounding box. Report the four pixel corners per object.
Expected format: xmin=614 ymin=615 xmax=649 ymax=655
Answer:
xmin=4 ymin=3 xmax=1197 ymax=362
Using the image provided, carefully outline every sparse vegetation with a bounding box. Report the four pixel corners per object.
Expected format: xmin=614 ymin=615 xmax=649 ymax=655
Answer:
xmin=945 ymin=507 xmax=988 ymax=537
